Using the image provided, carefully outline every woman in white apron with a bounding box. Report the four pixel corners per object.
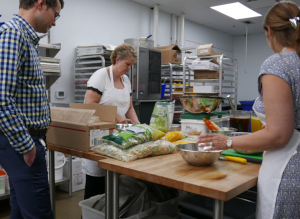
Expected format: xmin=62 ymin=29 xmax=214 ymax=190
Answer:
xmin=82 ymin=44 xmax=140 ymax=200
xmin=197 ymin=2 xmax=300 ymax=218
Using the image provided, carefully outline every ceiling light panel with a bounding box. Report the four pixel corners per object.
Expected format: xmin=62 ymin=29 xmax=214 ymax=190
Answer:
xmin=211 ymin=2 xmax=262 ymax=20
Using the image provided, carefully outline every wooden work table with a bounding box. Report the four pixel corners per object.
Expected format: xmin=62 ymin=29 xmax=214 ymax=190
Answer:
xmin=47 ymin=143 xmax=261 ymax=219
xmin=98 ymin=151 xmax=261 ymax=219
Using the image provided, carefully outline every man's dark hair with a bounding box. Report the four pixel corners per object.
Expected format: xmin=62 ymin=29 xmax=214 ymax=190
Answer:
xmin=19 ymin=0 xmax=64 ymax=10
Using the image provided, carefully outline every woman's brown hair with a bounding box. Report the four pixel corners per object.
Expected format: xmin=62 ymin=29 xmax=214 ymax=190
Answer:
xmin=263 ymin=1 xmax=300 ymax=57
xmin=110 ymin=44 xmax=137 ymax=65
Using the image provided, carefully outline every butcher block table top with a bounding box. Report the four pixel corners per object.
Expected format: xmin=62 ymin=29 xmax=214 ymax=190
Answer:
xmin=47 ymin=143 xmax=107 ymax=162
xmin=98 ymin=151 xmax=261 ymax=201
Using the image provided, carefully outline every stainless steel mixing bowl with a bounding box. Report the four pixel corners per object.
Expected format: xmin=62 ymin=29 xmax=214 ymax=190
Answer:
xmin=176 ymin=143 xmax=222 ymax=166
xmin=179 ymin=95 xmax=223 ymax=113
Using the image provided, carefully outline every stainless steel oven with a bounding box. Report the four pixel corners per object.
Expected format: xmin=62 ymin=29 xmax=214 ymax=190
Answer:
xmin=128 ymin=47 xmax=162 ymax=101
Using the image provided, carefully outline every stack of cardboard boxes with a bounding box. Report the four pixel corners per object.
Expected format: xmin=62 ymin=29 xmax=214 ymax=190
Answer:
xmin=194 ymin=44 xmax=223 ymax=80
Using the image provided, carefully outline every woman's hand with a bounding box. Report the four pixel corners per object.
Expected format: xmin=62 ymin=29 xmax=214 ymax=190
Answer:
xmin=196 ymin=133 xmax=230 ymax=151
xmin=116 ymin=114 xmax=133 ymax=124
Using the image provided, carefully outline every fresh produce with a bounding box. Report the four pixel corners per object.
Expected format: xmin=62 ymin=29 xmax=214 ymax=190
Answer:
xmin=165 ymin=131 xmax=185 ymax=142
xmin=149 ymin=101 xmax=175 ymax=133
xmin=90 ymin=139 xmax=177 ymax=162
xmin=102 ymin=124 xmax=153 ymax=149
xmin=152 ymin=129 xmax=166 ymax=141
xmin=203 ymin=118 xmax=221 ymax=130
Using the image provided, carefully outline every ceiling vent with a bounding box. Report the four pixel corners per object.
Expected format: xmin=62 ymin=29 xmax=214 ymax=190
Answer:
xmin=246 ymin=0 xmax=258 ymax=2
xmin=241 ymin=20 xmax=255 ymax=24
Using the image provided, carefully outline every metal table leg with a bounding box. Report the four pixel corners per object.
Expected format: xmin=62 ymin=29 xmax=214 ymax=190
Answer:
xmin=112 ymin=172 xmax=119 ymax=219
xmin=49 ymin=150 xmax=56 ymax=219
xmin=213 ymin=199 xmax=224 ymax=219
xmin=105 ymin=170 xmax=113 ymax=219
xmin=68 ymin=155 xmax=72 ymax=197
xmin=105 ymin=170 xmax=119 ymax=219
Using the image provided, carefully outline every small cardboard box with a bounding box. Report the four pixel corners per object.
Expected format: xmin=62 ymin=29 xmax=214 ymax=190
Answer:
xmin=189 ymin=59 xmax=219 ymax=71
xmin=197 ymin=44 xmax=218 ymax=64
xmin=193 ymin=85 xmax=219 ymax=93
xmin=46 ymin=103 xmax=117 ymax=152
xmin=194 ymin=70 xmax=224 ymax=79
xmin=154 ymin=45 xmax=182 ymax=64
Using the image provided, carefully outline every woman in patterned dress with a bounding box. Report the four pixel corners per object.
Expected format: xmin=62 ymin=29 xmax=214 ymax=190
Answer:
xmin=197 ymin=1 xmax=300 ymax=218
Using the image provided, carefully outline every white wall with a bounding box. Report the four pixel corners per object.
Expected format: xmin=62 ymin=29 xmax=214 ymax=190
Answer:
xmin=233 ymin=33 xmax=273 ymax=102
xmin=2 ymin=0 xmax=270 ymax=105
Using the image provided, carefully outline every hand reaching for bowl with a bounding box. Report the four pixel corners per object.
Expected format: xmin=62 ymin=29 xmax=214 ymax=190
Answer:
xmin=196 ymin=133 xmax=230 ymax=151
xmin=116 ymin=114 xmax=133 ymax=124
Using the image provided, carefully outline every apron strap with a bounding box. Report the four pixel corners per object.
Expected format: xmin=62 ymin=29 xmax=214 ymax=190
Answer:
xmin=109 ymin=65 xmax=114 ymax=88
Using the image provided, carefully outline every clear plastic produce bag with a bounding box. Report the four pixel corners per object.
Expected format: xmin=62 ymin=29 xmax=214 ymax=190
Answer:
xmin=149 ymin=101 xmax=175 ymax=133
xmin=90 ymin=139 xmax=177 ymax=162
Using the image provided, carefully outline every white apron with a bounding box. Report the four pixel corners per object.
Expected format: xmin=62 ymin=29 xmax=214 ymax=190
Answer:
xmin=254 ymin=99 xmax=300 ymax=219
xmin=82 ymin=65 xmax=131 ymax=177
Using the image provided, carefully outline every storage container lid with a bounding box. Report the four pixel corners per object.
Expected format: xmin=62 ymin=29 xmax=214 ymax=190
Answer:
xmin=180 ymin=112 xmax=219 ymax=120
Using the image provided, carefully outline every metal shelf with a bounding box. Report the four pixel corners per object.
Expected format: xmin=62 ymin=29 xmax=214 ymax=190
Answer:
xmin=74 ymin=54 xmax=110 ymax=103
xmin=182 ymin=54 xmax=238 ymax=112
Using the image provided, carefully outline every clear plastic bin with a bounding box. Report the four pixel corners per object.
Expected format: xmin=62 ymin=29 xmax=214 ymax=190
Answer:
xmin=79 ymin=194 xmax=155 ymax=219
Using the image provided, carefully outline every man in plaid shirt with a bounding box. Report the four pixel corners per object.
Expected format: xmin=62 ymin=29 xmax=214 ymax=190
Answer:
xmin=0 ymin=0 xmax=64 ymax=218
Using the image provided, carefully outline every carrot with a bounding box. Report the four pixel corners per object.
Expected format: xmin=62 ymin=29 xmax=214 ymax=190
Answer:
xmin=203 ymin=118 xmax=219 ymax=130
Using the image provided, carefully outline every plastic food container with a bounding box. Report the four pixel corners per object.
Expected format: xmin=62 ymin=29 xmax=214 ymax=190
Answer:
xmin=180 ymin=112 xmax=219 ymax=134
xmin=79 ymin=194 xmax=155 ymax=219
xmin=0 ymin=170 xmax=7 ymax=194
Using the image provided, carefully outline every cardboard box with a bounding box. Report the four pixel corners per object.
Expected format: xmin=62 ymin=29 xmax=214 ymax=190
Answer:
xmin=193 ymin=85 xmax=219 ymax=93
xmin=46 ymin=103 xmax=117 ymax=152
xmin=59 ymin=157 xmax=86 ymax=192
xmin=154 ymin=45 xmax=182 ymax=64
xmin=194 ymin=70 xmax=224 ymax=79
xmin=189 ymin=59 xmax=219 ymax=71
xmin=197 ymin=44 xmax=218 ymax=64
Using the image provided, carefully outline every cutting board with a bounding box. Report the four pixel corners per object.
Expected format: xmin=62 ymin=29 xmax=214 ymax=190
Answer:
xmin=222 ymin=149 xmax=263 ymax=160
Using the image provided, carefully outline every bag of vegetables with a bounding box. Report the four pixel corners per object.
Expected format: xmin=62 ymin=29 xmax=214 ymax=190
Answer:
xmin=149 ymin=101 xmax=175 ymax=133
xmin=101 ymin=124 xmax=154 ymax=149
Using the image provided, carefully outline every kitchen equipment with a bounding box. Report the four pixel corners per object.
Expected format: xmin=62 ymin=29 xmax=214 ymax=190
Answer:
xmin=224 ymin=132 xmax=263 ymax=155
xmin=219 ymin=155 xmax=247 ymax=163
xmin=126 ymin=45 xmax=162 ymax=101
xmin=229 ymin=110 xmax=251 ymax=132
xmin=176 ymin=143 xmax=222 ymax=167
xmin=227 ymin=95 xmax=237 ymax=117
xmin=179 ymin=95 xmax=223 ymax=113
xmin=212 ymin=127 xmax=237 ymax=134
xmin=221 ymin=149 xmax=263 ymax=164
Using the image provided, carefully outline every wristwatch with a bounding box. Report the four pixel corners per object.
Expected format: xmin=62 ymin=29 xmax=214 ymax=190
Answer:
xmin=226 ymin=137 xmax=233 ymax=149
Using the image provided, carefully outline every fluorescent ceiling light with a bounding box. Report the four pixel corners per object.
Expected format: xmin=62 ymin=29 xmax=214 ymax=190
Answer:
xmin=211 ymin=2 xmax=261 ymax=20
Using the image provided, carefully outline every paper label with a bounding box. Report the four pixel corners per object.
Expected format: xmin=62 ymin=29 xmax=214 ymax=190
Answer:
xmin=200 ymin=49 xmax=208 ymax=54
xmin=177 ymin=52 xmax=182 ymax=59
xmin=90 ymin=129 xmax=109 ymax=147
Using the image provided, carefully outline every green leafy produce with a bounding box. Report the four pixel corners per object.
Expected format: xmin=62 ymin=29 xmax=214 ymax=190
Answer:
xmin=150 ymin=101 xmax=175 ymax=133
xmin=101 ymin=124 xmax=154 ymax=149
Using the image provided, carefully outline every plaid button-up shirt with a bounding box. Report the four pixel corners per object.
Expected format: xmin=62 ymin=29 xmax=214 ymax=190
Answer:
xmin=0 ymin=14 xmax=51 ymax=154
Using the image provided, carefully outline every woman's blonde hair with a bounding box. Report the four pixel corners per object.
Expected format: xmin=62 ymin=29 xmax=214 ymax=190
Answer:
xmin=263 ymin=1 xmax=300 ymax=57
xmin=110 ymin=43 xmax=138 ymax=65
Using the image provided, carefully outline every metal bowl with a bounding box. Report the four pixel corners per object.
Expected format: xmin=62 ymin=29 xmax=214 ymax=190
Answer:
xmin=212 ymin=127 xmax=237 ymax=134
xmin=179 ymin=95 xmax=223 ymax=113
xmin=224 ymin=132 xmax=263 ymax=155
xmin=176 ymin=143 xmax=222 ymax=166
